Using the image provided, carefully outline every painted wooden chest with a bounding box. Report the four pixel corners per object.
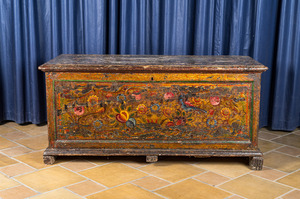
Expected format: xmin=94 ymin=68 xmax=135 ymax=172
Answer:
xmin=39 ymin=54 xmax=267 ymax=170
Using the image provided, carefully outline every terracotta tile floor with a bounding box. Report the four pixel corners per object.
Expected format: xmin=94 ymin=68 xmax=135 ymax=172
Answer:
xmin=0 ymin=123 xmax=299 ymax=199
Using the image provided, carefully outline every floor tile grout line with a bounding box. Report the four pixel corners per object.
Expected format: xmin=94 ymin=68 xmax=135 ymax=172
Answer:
xmin=192 ymin=177 xmax=245 ymax=198
xmin=246 ymin=172 xmax=299 ymax=190
xmin=190 ymin=169 xmax=211 ymax=178
xmin=0 ymin=185 xmax=23 ymax=193
xmin=259 ymin=128 xmax=296 ymax=135
xmin=0 ymin=167 xmax=38 ymax=179
xmin=64 ymin=176 xmax=108 ymax=191
xmin=273 ymin=168 xmax=300 ymax=182
xmin=119 ymin=162 xmax=177 ymax=184
xmin=260 ymin=134 xmax=300 ymax=149
xmin=262 ymin=143 xmax=296 ymax=156
xmin=274 ymin=148 xmax=300 ymax=157
xmin=60 ymin=161 xmax=112 ymax=173
xmin=133 ymin=173 xmax=178 ymax=190
xmin=0 ymin=134 xmax=35 ymax=152
xmin=128 ymin=183 xmax=169 ymax=199
xmin=258 ymin=136 xmax=285 ymax=145
xmin=57 ymin=164 xmax=110 ymax=190
xmin=0 ymin=152 xmax=40 ymax=172
xmin=60 ymin=164 xmax=100 ymax=173
xmin=62 ymin=187 xmax=85 ymax=199
xmin=66 ymin=178 xmax=110 ymax=195
xmin=249 ymin=171 xmax=290 ymax=181
xmin=3 ymin=123 xmax=47 ymax=136
xmin=0 ymin=145 xmax=33 ymax=155
xmin=192 ymin=174 xmax=233 ymax=187
xmin=270 ymin=150 xmax=300 ymax=158
xmin=191 ymin=175 xmax=229 ymax=187
xmin=73 ymin=157 xmax=109 ymax=167
xmin=258 ymin=130 xmax=293 ymax=138
xmin=7 ymin=155 xmax=59 ymax=173
xmin=276 ymin=188 xmax=299 ymax=199
xmin=0 ymin=126 xmax=45 ymax=141
xmin=25 ymin=187 xmax=85 ymax=199
xmin=215 ymin=172 xmax=296 ymax=199
xmin=129 ymin=174 xmax=172 ymax=186
xmin=228 ymin=195 xmax=248 ymax=199
xmin=250 ymin=166 xmax=296 ymax=184
xmin=258 ymin=131 xmax=282 ymax=139
xmin=275 ymin=144 xmax=300 ymax=151
xmin=13 ymin=148 xmax=45 ymax=155
xmin=215 ymin=168 xmax=260 ymax=187
xmin=263 ymin=148 xmax=300 ymax=160
xmin=6 ymin=178 xmax=41 ymax=195
xmin=121 ymin=161 xmax=212 ymax=185
xmin=122 ymin=162 xmax=151 ymax=169
xmin=192 ymin=163 xmax=254 ymax=180
xmin=149 ymin=171 xmax=215 ymax=192
xmin=0 ymin=127 xmax=32 ymax=137
xmin=87 ymin=164 xmax=206 ymax=196
xmin=82 ymin=175 xmax=169 ymax=198
xmin=191 ymin=169 xmax=236 ymax=183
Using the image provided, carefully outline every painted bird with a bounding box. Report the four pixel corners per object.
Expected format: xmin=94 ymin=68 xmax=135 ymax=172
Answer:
xmin=178 ymin=95 xmax=207 ymax=113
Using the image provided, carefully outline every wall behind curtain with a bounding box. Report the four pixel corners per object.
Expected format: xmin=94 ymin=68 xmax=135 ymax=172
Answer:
xmin=0 ymin=0 xmax=299 ymax=131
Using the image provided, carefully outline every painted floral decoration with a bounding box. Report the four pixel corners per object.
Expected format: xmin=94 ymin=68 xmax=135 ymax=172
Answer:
xmin=87 ymin=95 xmax=98 ymax=106
xmin=221 ymin=107 xmax=231 ymax=117
xmin=116 ymin=110 xmax=129 ymax=123
xmin=164 ymin=92 xmax=175 ymax=100
xmin=137 ymin=104 xmax=147 ymax=114
xmin=210 ymin=96 xmax=220 ymax=106
xmin=74 ymin=106 xmax=84 ymax=115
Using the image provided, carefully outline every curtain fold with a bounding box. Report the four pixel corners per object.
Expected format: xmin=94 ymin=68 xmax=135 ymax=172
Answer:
xmin=0 ymin=0 xmax=299 ymax=130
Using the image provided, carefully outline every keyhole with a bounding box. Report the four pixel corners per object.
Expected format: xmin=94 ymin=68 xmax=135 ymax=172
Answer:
xmin=151 ymin=77 xmax=154 ymax=81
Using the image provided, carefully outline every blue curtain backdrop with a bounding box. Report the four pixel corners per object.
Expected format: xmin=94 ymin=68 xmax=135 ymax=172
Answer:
xmin=0 ymin=0 xmax=299 ymax=131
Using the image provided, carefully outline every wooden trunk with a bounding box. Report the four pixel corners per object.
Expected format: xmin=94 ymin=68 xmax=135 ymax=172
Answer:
xmin=39 ymin=55 xmax=267 ymax=170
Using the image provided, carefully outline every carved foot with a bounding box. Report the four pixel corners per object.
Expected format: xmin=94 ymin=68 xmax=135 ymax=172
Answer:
xmin=44 ymin=155 xmax=56 ymax=165
xmin=146 ymin=156 xmax=158 ymax=163
xmin=249 ymin=156 xmax=263 ymax=170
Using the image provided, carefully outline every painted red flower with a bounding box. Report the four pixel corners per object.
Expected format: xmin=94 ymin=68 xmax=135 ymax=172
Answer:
xmin=166 ymin=122 xmax=175 ymax=127
xmin=105 ymin=93 xmax=113 ymax=98
xmin=221 ymin=108 xmax=231 ymax=117
xmin=210 ymin=96 xmax=220 ymax=106
xmin=132 ymin=93 xmax=142 ymax=100
xmin=176 ymin=119 xmax=185 ymax=126
xmin=74 ymin=106 xmax=84 ymax=115
xmin=184 ymin=101 xmax=194 ymax=107
xmin=87 ymin=95 xmax=98 ymax=106
xmin=164 ymin=92 xmax=175 ymax=100
xmin=137 ymin=104 xmax=147 ymax=114
xmin=116 ymin=111 xmax=129 ymax=123
xmin=163 ymin=107 xmax=173 ymax=117
xmin=208 ymin=109 xmax=214 ymax=115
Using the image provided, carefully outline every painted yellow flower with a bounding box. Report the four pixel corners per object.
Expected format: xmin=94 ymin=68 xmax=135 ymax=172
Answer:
xmin=191 ymin=97 xmax=202 ymax=105
xmin=221 ymin=108 xmax=231 ymax=117
xmin=116 ymin=111 xmax=129 ymax=123
xmin=87 ymin=95 xmax=98 ymax=106
xmin=163 ymin=107 xmax=173 ymax=117
xmin=137 ymin=104 xmax=147 ymax=114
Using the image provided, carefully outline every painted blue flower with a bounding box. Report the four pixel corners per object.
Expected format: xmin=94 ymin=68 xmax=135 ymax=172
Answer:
xmin=150 ymin=103 xmax=160 ymax=112
xmin=117 ymin=94 xmax=126 ymax=102
xmin=93 ymin=120 xmax=103 ymax=130
xmin=206 ymin=119 xmax=217 ymax=128
xmin=126 ymin=118 xmax=136 ymax=128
